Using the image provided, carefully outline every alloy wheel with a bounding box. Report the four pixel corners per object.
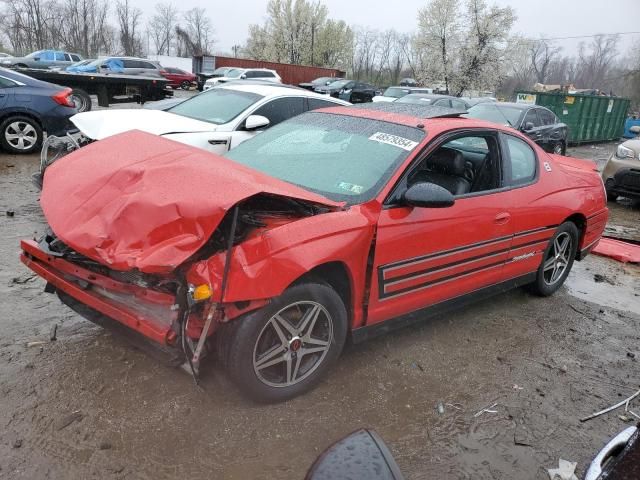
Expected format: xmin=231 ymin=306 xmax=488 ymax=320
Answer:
xmin=553 ymin=143 xmax=563 ymax=155
xmin=543 ymin=232 xmax=572 ymax=286
xmin=253 ymin=301 xmax=333 ymax=388
xmin=5 ymin=121 xmax=37 ymax=151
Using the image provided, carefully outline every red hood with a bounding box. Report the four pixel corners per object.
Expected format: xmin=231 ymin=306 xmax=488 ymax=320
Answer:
xmin=41 ymin=130 xmax=340 ymax=273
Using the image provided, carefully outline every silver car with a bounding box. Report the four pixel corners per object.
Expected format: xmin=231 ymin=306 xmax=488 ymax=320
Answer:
xmin=0 ymin=50 xmax=82 ymax=69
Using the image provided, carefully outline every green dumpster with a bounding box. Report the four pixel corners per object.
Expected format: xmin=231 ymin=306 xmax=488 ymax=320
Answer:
xmin=515 ymin=91 xmax=630 ymax=144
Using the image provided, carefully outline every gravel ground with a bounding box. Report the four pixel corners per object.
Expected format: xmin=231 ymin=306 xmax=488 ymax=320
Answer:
xmin=0 ymin=108 xmax=639 ymax=479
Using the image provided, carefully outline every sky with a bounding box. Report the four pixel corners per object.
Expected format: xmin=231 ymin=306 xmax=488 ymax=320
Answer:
xmin=138 ymin=0 xmax=640 ymax=59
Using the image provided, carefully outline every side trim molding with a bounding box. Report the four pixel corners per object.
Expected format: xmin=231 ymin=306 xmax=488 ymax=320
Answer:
xmin=351 ymin=272 xmax=537 ymax=344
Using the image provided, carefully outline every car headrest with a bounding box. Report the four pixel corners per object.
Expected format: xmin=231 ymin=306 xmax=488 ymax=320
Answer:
xmin=429 ymin=147 xmax=466 ymax=176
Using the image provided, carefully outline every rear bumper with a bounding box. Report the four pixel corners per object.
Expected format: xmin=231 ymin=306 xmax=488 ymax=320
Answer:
xmin=20 ymin=239 xmax=178 ymax=345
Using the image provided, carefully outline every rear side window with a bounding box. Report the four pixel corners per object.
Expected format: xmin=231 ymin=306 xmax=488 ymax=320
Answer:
xmin=141 ymin=62 xmax=158 ymax=69
xmin=505 ymin=135 xmax=536 ymax=185
xmin=122 ymin=59 xmax=136 ymax=68
xmin=252 ymin=97 xmax=305 ymax=127
xmin=451 ymin=99 xmax=467 ymax=109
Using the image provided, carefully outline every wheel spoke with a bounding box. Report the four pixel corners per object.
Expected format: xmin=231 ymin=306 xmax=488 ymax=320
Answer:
xmin=255 ymin=348 xmax=287 ymax=371
xmin=17 ymin=138 xmax=24 ymax=149
xmin=543 ymin=257 xmax=556 ymax=271
xmin=303 ymin=335 xmax=329 ymax=347
xmin=558 ymin=236 xmax=570 ymax=256
xmin=273 ymin=314 xmax=297 ymax=337
xmin=5 ymin=133 xmax=19 ymax=140
xmin=285 ymin=354 xmax=293 ymax=384
xmin=269 ymin=317 xmax=289 ymax=346
xmin=290 ymin=354 xmax=302 ymax=383
xmin=298 ymin=304 xmax=321 ymax=337
xmin=301 ymin=346 xmax=326 ymax=356
xmin=554 ymin=238 xmax=562 ymax=256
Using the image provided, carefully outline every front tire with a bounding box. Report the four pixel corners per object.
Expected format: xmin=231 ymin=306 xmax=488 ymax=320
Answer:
xmin=180 ymin=80 xmax=191 ymax=90
xmin=552 ymin=141 xmax=566 ymax=155
xmin=0 ymin=116 xmax=43 ymax=154
xmin=219 ymin=283 xmax=347 ymax=403
xmin=529 ymin=222 xmax=579 ymax=296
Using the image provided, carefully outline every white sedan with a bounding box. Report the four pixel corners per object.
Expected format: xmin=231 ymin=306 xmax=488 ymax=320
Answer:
xmin=68 ymin=83 xmax=350 ymax=155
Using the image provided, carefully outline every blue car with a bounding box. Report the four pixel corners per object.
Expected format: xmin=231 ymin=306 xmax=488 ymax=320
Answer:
xmin=66 ymin=57 xmax=124 ymax=74
xmin=0 ymin=67 xmax=77 ymax=154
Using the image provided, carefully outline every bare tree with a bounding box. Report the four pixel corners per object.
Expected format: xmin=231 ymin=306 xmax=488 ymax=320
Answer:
xmin=183 ymin=7 xmax=214 ymax=55
xmin=416 ymin=0 xmax=460 ymax=92
xmin=530 ymin=39 xmax=562 ymax=83
xmin=453 ymin=0 xmax=515 ymax=95
xmin=62 ymin=0 xmax=111 ymax=57
xmin=575 ymin=35 xmax=619 ymax=88
xmin=115 ymin=0 xmax=143 ymax=56
xmin=148 ymin=3 xmax=178 ymax=55
xmin=1 ymin=0 xmax=62 ymax=54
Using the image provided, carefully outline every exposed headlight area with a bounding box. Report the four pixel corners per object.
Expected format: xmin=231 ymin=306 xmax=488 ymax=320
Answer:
xmin=616 ymin=144 xmax=637 ymax=159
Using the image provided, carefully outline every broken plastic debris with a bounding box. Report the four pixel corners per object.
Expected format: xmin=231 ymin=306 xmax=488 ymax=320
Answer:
xmin=547 ymin=459 xmax=578 ymax=480
xmin=474 ymin=402 xmax=498 ymax=417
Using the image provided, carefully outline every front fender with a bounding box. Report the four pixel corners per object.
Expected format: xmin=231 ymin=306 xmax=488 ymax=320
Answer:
xmin=186 ymin=206 xmax=377 ymax=316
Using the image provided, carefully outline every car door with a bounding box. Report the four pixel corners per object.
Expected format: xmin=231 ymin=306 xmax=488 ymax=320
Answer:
xmin=37 ymin=51 xmax=55 ymax=68
xmin=538 ymin=108 xmax=563 ymax=151
xmin=499 ymin=133 xmax=555 ymax=280
xmin=366 ymin=130 xmax=516 ymax=324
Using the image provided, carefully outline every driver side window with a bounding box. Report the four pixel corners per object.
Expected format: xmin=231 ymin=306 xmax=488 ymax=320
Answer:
xmin=250 ymin=97 xmax=305 ymax=128
xmin=407 ymin=134 xmax=502 ymax=197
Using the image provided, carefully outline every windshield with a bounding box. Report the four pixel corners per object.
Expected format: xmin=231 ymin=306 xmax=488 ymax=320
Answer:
xmin=168 ymin=88 xmax=262 ymax=125
xmin=383 ymin=87 xmax=410 ymax=98
xmin=225 ymin=68 xmax=244 ymax=78
xmin=312 ymin=77 xmax=332 ymax=85
xmin=225 ymin=112 xmax=425 ymax=203
xmin=466 ymin=104 xmax=522 ymax=126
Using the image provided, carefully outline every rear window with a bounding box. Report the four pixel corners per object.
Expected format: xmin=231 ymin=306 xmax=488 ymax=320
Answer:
xmin=466 ymin=104 xmax=522 ymax=127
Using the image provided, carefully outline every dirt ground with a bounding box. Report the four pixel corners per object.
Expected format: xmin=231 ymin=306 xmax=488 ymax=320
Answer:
xmin=0 ymin=114 xmax=639 ymax=479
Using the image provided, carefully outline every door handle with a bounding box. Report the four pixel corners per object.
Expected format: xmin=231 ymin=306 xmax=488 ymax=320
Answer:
xmin=494 ymin=212 xmax=511 ymax=225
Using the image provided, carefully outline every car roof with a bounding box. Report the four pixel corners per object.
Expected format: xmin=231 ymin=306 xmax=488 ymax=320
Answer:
xmin=314 ymin=102 xmax=512 ymax=133
xmin=216 ymin=82 xmax=351 ymax=103
xmin=401 ymin=93 xmax=453 ymax=99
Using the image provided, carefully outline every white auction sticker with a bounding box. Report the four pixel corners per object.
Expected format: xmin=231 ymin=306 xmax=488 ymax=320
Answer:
xmin=368 ymin=132 xmax=418 ymax=151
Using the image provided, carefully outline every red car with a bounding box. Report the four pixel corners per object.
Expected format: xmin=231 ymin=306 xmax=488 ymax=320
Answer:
xmin=20 ymin=103 xmax=608 ymax=402
xmin=160 ymin=67 xmax=196 ymax=90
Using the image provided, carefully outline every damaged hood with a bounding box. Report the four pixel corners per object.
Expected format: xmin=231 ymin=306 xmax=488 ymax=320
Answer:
xmin=40 ymin=130 xmax=340 ymax=273
xmin=70 ymin=109 xmax=215 ymax=140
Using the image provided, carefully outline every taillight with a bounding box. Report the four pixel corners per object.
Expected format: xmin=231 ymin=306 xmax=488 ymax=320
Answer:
xmin=51 ymin=88 xmax=75 ymax=108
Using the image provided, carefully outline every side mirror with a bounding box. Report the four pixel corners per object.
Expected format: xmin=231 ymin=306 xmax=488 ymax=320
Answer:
xmin=240 ymin=74 xmax=247 ymax=79
xmin=523 ymin=121 xmax=535 ymax=132
xmin=244 ymin=114 xmax=270 ymax=131
xmin=34 ymin=57 xmax=40 ymax=61
xmin=100 ymin=64 xmax=108 ymax=69
xmin=403 ymin=182 xmax=455 ymax=208
xmin=306 ymin=429 xmax=404 ymax=480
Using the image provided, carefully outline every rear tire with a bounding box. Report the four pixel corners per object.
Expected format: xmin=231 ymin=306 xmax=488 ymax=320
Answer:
xmin=180 ymin=80 xmax=191 ymax=90
xmin=0 ymin=115 xmax=43 ymax=154
xmin=218 ymin=282 xmax=347 ymax=403
xmin=529 ymin=222 xmax=579 ymax=296
xmin=606 ymin=190 xmax=618 ymax=202
xmin=70 ymin=88 xmax=92 ymax=112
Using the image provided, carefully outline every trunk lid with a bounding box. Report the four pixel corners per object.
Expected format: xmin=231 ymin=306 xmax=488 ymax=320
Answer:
xmin=41 ymin=130 xmax=340 ymax=273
